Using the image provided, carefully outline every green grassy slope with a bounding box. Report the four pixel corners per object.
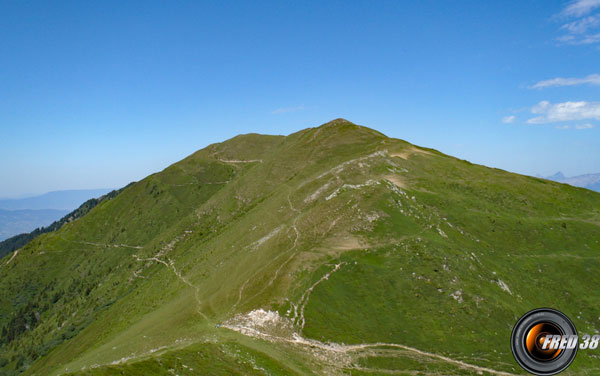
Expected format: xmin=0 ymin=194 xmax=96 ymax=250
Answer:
xmin=1 ymin=119 xmax=599 ymax=375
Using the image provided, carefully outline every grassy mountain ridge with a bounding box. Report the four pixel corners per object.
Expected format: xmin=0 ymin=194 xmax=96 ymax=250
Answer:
xmin=1 ymin=119 xmax=599 ymax=375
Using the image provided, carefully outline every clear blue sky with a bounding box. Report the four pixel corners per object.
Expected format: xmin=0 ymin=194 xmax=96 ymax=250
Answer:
xmin=1 ymin=0 xmax=599 ymax=198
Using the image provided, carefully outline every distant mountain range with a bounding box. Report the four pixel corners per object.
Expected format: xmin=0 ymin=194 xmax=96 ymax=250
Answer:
xmin=0 ymin=185 xmax=132 ymax=259
xmin=542 ymin=172 xmax=600 ymax=192
xmin=0 ymin=209 xmax=69 ymax=241
xmin=0 ymin=189 xmax=113 ymax=211
xmin=0 ymin=189 xmax=113 ymax=242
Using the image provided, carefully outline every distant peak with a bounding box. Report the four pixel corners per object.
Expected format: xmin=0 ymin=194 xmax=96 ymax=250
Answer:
xmin=320 ymin=118 xmax=355 ymax=127
xmin=305 ymin=118 xmax=387 ymax=140
xmin=548 ymin=171 xmax=566 ymax=180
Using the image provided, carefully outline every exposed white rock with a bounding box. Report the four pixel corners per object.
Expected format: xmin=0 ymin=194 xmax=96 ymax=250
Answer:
xmin=450 ymin=290 xmax=463 ymax=303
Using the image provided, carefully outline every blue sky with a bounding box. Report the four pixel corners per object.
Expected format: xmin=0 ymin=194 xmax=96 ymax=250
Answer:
xmin=1 ymin=0 xmax=599 ymax=198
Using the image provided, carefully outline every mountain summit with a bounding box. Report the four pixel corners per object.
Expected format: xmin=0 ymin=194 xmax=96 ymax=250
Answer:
xmin=546 ymin=171 xmax=566 ymax=181
xmin=1 ymin=120 xmax=599 ymax=375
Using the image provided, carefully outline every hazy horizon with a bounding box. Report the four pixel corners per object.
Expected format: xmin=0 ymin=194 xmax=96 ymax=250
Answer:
xmin=0 ymin=188 xmax=115 ymax=202
xmin=1 ymin=127 xmax=598 ymax=200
